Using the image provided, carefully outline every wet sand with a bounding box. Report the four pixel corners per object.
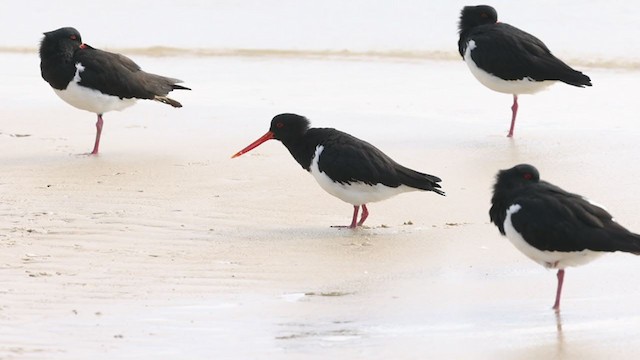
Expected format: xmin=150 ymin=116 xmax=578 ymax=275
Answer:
xmin=2 ymin=52 xmax=640 ymax=359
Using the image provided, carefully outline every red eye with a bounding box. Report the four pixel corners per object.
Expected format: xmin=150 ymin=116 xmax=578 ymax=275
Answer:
xmin=70 ymin=35 xmax=77 ymax=40
xmin=523 ymin=172 xmax=533 ymax=180
xmin=276 ymin=122 xmax=284 ymax=128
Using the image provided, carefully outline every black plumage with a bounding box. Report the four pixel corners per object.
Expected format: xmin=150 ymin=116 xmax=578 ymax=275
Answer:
xmin=233 ymin=113 xmax=444 ymax=228
xmin=68 ymin=45 xmax=189 ymax=104
xmin=491 ymin=164 xmax=640 ymax=253
xmin=490 ymin=164 xmax=640 ymax=309
xmin=457 ymin=5 xmax=592 ymax=137
xmin=40 ymin=27 xmax=189 ymax=104
xmin=279 ymin=122 xmax=443 ymax=193
xmin=39 ymin=27 xmax=190 ymax=154
xmin=458 ymin=6 xmax=591 ymax=86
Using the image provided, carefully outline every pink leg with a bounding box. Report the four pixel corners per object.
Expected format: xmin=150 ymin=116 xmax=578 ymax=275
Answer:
xmin=507 ymin=94 xmax=518 ymax=137
xmin=331 ymin=205 xmax=360 ymax=229
xmin=357 ymin=204 xmax=369 ymax=226
xmin=552 ymin=269 xmax=565 ymax=311
xmin=90 ymin=114 xmax=104 ymax=155
xmin=348 ymin=205 xmax=359 ymax=228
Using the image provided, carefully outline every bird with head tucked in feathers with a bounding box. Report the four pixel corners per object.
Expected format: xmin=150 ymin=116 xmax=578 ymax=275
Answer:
xmin=39 ymin=27 xmax=190 ymax=154
xmin=458 ymin=5 xmax=592 ymax=137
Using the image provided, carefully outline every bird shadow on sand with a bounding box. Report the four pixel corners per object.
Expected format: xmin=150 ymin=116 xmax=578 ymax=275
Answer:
xmin=255 ymin=222 xmax=429 ymax=242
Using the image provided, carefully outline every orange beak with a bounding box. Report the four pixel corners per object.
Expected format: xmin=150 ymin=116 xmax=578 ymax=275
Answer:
xmin=231 ymin=131 xmax=275 ymax=158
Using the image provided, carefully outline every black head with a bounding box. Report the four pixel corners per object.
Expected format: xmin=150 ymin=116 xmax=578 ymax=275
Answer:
xmin=458 ymin=5 xmax=498 ymax=33
xmin=494 ymin=164 xmax=540 ymax=192
xmin=269 ymin=113 xmax=311 ymax=143
xmin=232 ymin=113 xmax=311 ymax=158
xmin=40 ymin=27 xmax=83 ymax=59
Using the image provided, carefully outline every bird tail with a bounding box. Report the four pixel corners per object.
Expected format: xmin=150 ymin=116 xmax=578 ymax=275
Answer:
xmin=594 ymin=230 xmax=640 ymax=255
xmin=142 ymin=73 xmax=191 ymax=106
xmin=534 ymin=53 xmax=593 ymax=87
xmin=172 ymin=84 xmax=191 ymax=91
xmin=154 ymin=96 xmax=183 ymax=108
xmin=541 ymin=58 xmax=593 ymax=87
xmin=560 ymin=70 xmax=592 ymax=88
xmin=618 ymin=232 xmax=640 ymax=255
xmin=397 ymin=166 xmax=445 ymax=196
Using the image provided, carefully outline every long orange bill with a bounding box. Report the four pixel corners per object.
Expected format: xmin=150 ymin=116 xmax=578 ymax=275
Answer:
xmin=231 ymin=131 xmax=275 ymax=158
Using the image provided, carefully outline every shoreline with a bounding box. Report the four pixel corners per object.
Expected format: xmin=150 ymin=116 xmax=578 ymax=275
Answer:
xmin=2 ymin=53 xmax=640 ymax=359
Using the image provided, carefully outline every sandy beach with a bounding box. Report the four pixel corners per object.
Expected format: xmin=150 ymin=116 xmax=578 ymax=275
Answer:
xmin=1 ymin=48 xmax=640 ymax=359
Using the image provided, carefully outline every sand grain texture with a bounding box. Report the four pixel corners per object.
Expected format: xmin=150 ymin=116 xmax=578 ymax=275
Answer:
xmin=1 ymin=53 xmax=640 ymax=359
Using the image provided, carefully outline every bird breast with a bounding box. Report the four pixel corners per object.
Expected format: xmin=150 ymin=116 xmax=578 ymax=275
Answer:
xmin=464 ymin=40 xmax=555 ymax=95
xmin=309 ymin=145 xmax=414 ymax=205
xmin=53 ymin=63 xmax=137 ymax=114
xmin=503 ymin=203 xmax=602 ymax=268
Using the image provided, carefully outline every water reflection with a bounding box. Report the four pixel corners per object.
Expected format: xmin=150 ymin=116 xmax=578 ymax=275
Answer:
xmin=555 ymin=310 xmax=565 ymax=355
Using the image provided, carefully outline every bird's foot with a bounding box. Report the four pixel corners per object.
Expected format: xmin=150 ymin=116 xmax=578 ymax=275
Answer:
xmin=73 ymin=151 xmax=99 ymax=157
xmin=78 ymin=151 xmax=99 ymax=156
xmin=331 ymin=225 xmax=357 ymax=229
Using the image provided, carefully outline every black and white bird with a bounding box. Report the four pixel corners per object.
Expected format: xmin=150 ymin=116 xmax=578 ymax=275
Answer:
xmin=490 ymin=164 xmax=640 ymax=310
xmin=232 ymin=113 xmax=445 ymax=228
xmin=39 ymin=27 xmax=190 ymax=154
xmin=458 ymin=5 xmax=592 ymax=137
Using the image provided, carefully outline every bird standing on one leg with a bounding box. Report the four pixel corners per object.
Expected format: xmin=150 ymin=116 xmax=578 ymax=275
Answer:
xmin=232 ymin=113 xmax=445 ymax=228
xmin=39 ymin=27 xmax=190 ymax=155
xmin=489 ymin=164 xmax=640 ymax=310
xmin=457 ymin=5 xmax=592 ymax=137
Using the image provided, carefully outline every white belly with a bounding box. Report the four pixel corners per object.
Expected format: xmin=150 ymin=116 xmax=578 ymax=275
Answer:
xmin=464 ymin=40 xmax=555 ymax=95
xmin=504 ymin=204 xmax=602 ymax=269
xmin=309 ymin=145 xmax=415 ymax=205
xmin=54 ymin=63 xmax=137 ymax=114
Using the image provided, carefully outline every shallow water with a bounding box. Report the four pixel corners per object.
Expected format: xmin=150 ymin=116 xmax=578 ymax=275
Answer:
xmin=3 ymin=0 xmax=639 ymax=64
xmin=2 ymin=51 xmax=640 ymax=358
xmin=2 ymin=1 xmax=640 ymax=358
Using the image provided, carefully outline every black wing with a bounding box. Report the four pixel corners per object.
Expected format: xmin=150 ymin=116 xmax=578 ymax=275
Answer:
xmin=74 ymin=46 xmax=188 ymax=100
xmin=509 ymin=186 xmax=640 ymax=253
xmin=466 ymin=23 xmax=591 ymax=86
xmin=489 ymin=198 xmax=509 ymax=235
xmin=313 ymin=129 xmax=444 ymax=195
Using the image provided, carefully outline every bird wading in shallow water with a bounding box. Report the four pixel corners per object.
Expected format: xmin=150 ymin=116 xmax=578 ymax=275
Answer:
xmin=489 ymin=164 xmax=640 ymax=310
xmin=39 ymin=27 xmax=190 ymax=155
xmin=457 ymin=5 xmax=592 ymax=137
xmin=232 ymin=113 xmax=445 ymax=228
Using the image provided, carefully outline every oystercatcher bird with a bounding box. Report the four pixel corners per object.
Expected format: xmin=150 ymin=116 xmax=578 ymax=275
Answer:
xmin=490 ymin=164 xmax=640 ymax=310
xmin=458 ymin=5 xmax=592 ymax=137
xmin=39 ymin=27 xmax=190 ymax=154
xmin=232 ymin=113 xmax=445 ymax=228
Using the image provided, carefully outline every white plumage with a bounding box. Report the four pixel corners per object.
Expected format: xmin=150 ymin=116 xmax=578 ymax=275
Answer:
xmin=53 ymin=63 xmax=136 ymax=114
xmin=503 ymin=204 xmax=602 ymax=269
xmin=463 ymin=40 xmax=555 ymax=95
xmin=309 ymin=145 xmax=415 ymax=206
